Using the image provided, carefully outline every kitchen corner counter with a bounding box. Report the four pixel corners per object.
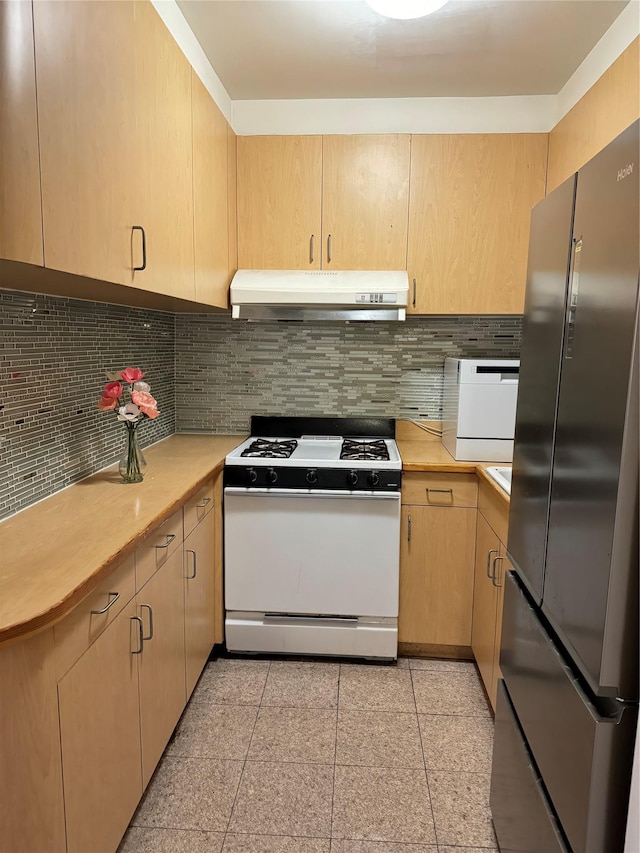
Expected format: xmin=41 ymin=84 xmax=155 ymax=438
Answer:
xmin=0 ymin=434 xmax=245 ymax=644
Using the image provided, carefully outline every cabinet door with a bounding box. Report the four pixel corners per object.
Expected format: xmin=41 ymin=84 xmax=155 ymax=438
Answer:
xmin=237 ymin=135 xmax=322 ymax=269
xmin=58 ymin=599 xmax=142 ymax=853
xmin=322 ymin=134 xmax=410 ymax=270
xmin=133 ymin=1 xmax=194 ymax=300
xmin=0 ymin=0 xmax=43 ymax=265
xmin=34 ymin=0 xmax=135 ymax=284
xmin=192 ymin=69 xmax=229 ymax=308
xmin=228 ymin=125 xmax=238 ymax=279
xmin=407 ymin=134 xmax=547 ymax=314
xmin=136 ymin=547 xmax=186 ymax=788
xmin=399 ymin=504 xmax=476 ymax=647
xmin=184 ymin=510 xmax=216 ymax=697
xmin=471 ymin=512 xmax=501 ymax=705
xmin=491 ymin=544 xmax=513 ymax=708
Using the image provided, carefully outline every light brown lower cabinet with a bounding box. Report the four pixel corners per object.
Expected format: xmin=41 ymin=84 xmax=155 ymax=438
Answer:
xmin=184 ymin=509 xmax=216 ymax=698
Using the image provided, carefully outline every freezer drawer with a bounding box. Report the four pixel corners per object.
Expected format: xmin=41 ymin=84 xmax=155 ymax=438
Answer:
xmin=500 ymin=571 xmax=637 ymax=853
xmin=491 ymin=680 xmax=568 ymax=853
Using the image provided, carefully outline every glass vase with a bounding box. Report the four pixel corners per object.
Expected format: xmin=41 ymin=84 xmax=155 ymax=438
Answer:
xmin=119 ymin=422 xmax=147 ymax=483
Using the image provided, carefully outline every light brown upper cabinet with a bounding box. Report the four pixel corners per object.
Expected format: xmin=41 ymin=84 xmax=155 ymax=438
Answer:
xmin=192 ymin=69 xmax=229 ymax=308
xmin=0 ymin=0 xmax=43 ymax=266
xmin=34 ymin=0 xmax=136 ymax=285
xmin=322 ymin=134 xmax=410 ymax=270
xmin=237 ymin=135 xmax=323 ymax=269
xmin=407 ymin=134 xmax=548 ymax=314
xmin=228 ymin=125 xmax=238 ymax=282
xmin=133 ymin=1 xmax=194 ymax=301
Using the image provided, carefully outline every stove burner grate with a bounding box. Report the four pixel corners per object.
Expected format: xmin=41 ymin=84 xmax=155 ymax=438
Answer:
xmin=340 ymin=438 xmax=390 ymax=462
xmin=241 ymin=438 xmax=298 ymax=459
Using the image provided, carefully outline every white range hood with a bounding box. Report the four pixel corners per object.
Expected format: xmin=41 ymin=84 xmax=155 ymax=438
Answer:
xmin=230 ymin=269 xmax=409 ymax=321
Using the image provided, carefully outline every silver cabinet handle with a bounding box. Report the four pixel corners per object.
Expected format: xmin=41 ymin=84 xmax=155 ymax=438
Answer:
xmin=412 ymin=278 xmax=417 ymax=307
xmin=186 ymin=549 xmax=197 ymax=580
xmin=427 ymin=488 xmax=453 ymax=495
xmin=492 ymin=556 xmax=504 ymax=587
xmin=327 ymin=234 xmax=332 ymax=263
xmin=155 ymin=533 xmax=176 ymax=550
xmin=140 ymin=604 xmax=154 ymax=640
xmin=91 ymin=591 xmax=120 ymax=615
xmin=196 ymin=497 xmax=212 ymax=509
xmin=310 ymin=234 xmax=315 ymax=264
xmin=486 ymin=549 xmax=499 ymax=579
xmin=407 ymin=513 xmax=412 ymax=542
xmin=131 ymin=616 xmax=144 ymax=654
xmin=132 ymin=225 xmax=147 ymax=271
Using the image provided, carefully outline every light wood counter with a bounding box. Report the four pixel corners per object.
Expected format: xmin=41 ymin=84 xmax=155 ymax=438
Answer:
xmin=0 ymin=434 xmax=244 ymax=644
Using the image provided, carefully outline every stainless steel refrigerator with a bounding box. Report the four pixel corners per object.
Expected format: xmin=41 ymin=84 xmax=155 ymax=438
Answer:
xmin=490 ymin=119 xmax=639 ymax=853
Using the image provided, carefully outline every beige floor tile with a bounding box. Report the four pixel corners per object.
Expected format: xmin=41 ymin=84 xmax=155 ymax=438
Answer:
xmin=336 ymin=710 xmax=423 ymax=768
xmin=191 ymin=660 xmax=270 ymax=706
xmin=408 ymin=658 xmax=476 ymax=673
xmin=411 ymin=670 xmax=491 ymax=717
xmin=428 ymin=770 xmax=497 ymax=848
xmin=419 ymin=714 xmax=494 ymax=773
xmin=119 ymin=827 xmax=224 ymax=852
xmin=224 ymin=835 xmax=331 ymax=852
xmin=132 ymin=757 xmax=243 ymax=832
xmin=395 ymin=657 xmax=411 ymax=669
xmin=331 ymin=843 xmax=436 ymax=852
xmin=338 ymin=665 xmax=416 ymax=712
xmin=261 ymin=661 xmax=339 ymax=709
xmin=167 ymin=704 xmax=258 ymax=760
xmin=229 ymin=761 xmax=333 ymax=837
xmin=248 ymin=707 xmax=337 ymax=763
xmin=332 ymin=765 xmax=436 ymax=843
xmin=439 ymin=848 xmax=498 ymax=853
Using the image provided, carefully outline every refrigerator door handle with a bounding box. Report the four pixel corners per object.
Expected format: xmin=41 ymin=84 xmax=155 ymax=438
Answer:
xmin=563 ymin=237 xmax=582 ymax=360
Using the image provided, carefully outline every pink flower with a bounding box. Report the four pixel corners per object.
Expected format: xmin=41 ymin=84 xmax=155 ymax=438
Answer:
xmin=121 ymin=367 xmax=145 ymax=383
xmin=103 ymin=381 xmax=123 ymax=399
xmin=132 ymin=390 xmax=160 ymax=420
xmin=98 ymin=395 xmax=118 ymax=411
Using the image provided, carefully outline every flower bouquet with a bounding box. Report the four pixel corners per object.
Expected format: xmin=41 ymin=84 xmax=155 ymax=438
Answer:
xmin=98 ymin=367 xmax=160 ymax=483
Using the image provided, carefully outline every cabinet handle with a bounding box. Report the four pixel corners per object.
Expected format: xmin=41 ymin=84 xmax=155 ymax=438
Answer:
xmin=327 ymin=234 xmax=332 ymax=263
xmin=90 ymin=591 xmax=120 ymax=615
xmin=196 ymin=497 xmax=212 ymax=509
xmin=131 ymin=616 xmax=144 ymax=654
xmin=140 ymin=604 xmax=154 ymax=640
xmin=132 ymin=225 xmax=147 ymax=271
xmin=186 ymin=548 xmax=197 ymax=580
xmin=310 ymin=234 xmax=315 ymax=264
xmin=156 ymin=533 xmax=176 ymax=550
xmin=486 ymin=548 xmax=499 ymax=579
xmin=407 ymin=513 xmax=412 ymax=542
xmin=412 ymin=278 xmax=416 ymax=307
xmin=427 ymin=488 xmax=453 ymax=494
xmin=492 ymin=556 xmax=504 ymax=587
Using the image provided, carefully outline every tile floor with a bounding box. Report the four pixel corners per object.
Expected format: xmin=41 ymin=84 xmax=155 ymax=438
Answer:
xmin=120 ymin=657 xmax=498 ymax=853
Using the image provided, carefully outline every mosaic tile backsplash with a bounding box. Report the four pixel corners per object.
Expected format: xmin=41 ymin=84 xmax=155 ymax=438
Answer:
xmin=175 ymin=314 xmax=522 ymax=433
xmin=1 ymin=289 xmax=175 ymax=519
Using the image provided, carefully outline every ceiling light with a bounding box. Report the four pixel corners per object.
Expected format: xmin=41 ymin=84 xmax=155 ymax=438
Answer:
xmin=365 ymin=0 xmax=450 ymax=19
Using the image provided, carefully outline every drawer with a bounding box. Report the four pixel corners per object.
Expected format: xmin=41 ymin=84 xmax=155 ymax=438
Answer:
xmin=401 ymin=472 xmax=477 ymax=507
xmin=54 ymin=554 xmax=136 ymax=680
xmin=135 ymin=507 xmax=183 ymax=590
xmin=183 ymin=479 xmax=215 ymax=538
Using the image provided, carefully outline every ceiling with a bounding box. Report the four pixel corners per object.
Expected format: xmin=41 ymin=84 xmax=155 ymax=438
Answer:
xmin=177 ymin=0 xmax=629 ymax=100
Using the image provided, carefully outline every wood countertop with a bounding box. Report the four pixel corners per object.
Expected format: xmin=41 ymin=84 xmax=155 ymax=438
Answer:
xmin=0 ymin=434 xmax=245 ymax=645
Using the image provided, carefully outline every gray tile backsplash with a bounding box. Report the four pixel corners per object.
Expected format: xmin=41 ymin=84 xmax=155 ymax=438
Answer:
xmin=175 ymin=314 xmax=522 ymax=433
xmin=2 ymin=287 xmax=521 ymax=520
xmin=1 ymin=289 xmax=176 ymax=519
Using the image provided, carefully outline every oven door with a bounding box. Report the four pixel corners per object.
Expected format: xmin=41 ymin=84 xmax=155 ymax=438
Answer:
xmin=224 ymin=487 xmax=401 ymax=617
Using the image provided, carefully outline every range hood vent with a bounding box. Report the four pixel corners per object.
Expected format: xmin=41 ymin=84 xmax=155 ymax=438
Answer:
xmin=230 ymin=270 xmax=409 ymax=322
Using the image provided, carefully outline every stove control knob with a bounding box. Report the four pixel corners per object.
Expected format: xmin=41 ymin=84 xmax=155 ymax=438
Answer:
xmin=347 ymin=470 xmax=359 ymax=487
xmin=368 ymin=471 xmax=380 ymax=488
xmin=247 ymin=468 xmax=258 ymax=484
xmin=266 ymin=468 xmax=278 ymax=484
xmin=306 ymin=468 xmax=318 ymax=485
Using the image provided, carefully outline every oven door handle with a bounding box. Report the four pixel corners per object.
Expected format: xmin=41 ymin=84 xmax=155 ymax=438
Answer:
xmin=224 ymin=487 xmax=400 ymax=500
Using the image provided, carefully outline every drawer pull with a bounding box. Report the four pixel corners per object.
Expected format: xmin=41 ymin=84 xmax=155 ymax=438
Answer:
xmin=486 ymin=549 xmax=499 ymax=578
xmin=186 ymin=548 xmax=197 ymax=580
xmin=427 ymin=488 xmax=453 ymax=494
xmin=492 ymin=556 xmax=504 ymax=588
xmin=196 ymin=497 xmax=212 ymax=509
xmin=131 ymin=616 xmax=144 ymax=654
xmin=140 ymin=604 xmax=154 ymax=640
xmin=156 ymin=533 xmax=176 ymax=550
xmin=91 ymin=591 xmax=120 ymax=615
xmin=407 ymin=513 xmax=412 ymax=542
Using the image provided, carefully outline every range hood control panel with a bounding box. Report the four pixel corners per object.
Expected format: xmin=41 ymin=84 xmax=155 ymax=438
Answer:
xmin=355 ymin=293 xmax=398 ymax=304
